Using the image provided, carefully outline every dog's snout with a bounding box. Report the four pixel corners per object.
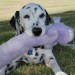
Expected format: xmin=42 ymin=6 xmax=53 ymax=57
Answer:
xmin=32 ymin=27 xmax=42 ymax=36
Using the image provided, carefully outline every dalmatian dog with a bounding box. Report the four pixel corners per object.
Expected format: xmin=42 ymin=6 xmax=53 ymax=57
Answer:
xmin=0 ymin=3 xmax=67 ymax=75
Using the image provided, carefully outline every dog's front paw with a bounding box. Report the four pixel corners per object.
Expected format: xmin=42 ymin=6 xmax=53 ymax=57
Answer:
xmin=55 ymin=71 xmax=67 ymax=75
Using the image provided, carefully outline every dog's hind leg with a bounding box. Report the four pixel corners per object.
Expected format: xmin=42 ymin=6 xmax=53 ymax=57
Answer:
xmin=44 ymin=49 xmax=67 ymax=75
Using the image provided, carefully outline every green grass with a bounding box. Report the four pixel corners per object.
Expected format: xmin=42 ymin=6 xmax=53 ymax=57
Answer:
xmin=0 ymin=11 xmax=75 ymax=75
xmin=0 ymin=20 xmax=15 ymax=43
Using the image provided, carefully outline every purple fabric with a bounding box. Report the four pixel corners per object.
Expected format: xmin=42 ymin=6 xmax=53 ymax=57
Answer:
xmin=0 ymin=23 xmax=74 ymax=69
xmin=53 ymin=23 xmax=74 ymax=45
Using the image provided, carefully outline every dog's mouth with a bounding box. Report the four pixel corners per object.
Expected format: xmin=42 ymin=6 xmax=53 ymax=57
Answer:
xmin=32 ymin=27 xmax=42 ymax=36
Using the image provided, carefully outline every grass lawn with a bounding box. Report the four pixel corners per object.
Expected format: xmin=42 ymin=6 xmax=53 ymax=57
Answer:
xmin=0 ymin=11 xmax=75 ymax=75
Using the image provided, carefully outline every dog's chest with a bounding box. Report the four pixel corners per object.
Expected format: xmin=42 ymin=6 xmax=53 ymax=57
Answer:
xmin=22 ymin=48 xmax=44 ymax=64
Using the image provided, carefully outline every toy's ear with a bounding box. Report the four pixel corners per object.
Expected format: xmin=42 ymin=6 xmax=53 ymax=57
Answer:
xmin=45 ymin=10 xmax=51 ymax=25
xmin=10 ymin=11 xmax=19 ymax=30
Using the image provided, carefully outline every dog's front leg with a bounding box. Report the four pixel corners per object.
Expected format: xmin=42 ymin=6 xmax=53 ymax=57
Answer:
xmin=44 ymin=49 xmax=67 ymax=75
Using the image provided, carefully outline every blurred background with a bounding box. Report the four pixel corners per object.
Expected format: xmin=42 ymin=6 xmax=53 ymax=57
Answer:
xmin=0 ymin=0 xmax=75 ymax=21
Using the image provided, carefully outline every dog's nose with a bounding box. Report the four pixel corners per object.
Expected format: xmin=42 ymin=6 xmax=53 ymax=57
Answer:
xmin=32 ymin=27 xmax=42 ymax=36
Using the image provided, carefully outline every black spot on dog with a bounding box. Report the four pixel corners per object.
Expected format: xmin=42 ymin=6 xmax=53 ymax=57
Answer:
xmin=26 ymin=7 xmax=30 ymax=9
xmin=45 ymin=10 xmax=51 ymax=25
xmin=10 ymin=11 xmax=20 ymax=30
xmin=24 ymin=14 xmax=30 ymax=19
xmin=25 ymin=58 xmax=28 ymax=61
xmin=38 ymin=5 xmax=43 ymax=10
xmin=10 ymin=16 xmax=16 ymax=30
xmin=7 ymin=64 xmax=10 ymax=67
xmin=42 ymin=60 xmax=45 ymax=64
xmin=35 ymin=48 xmax=37 ymax=51
xmin=39 ymin=54 xmax=44 ymax=61
xmin=20 ymin=31 xmax=23 ymax=34
xmin=17 ymin=20 xmax=20 ymax=26
xmin=20 ymin=27 xmax=24 ymax=34
xmin=8 ymin=66 xmax=14 ymax=70
xmin=35 ymin=52 xmax=39 ymax=56
xmin=34 ymin=8 xmax=37 ymax=13
xmin=39 ymin=13 xmax=45 ymax=18
xmin=18 ymin=58 xmax=23 ymax=62
xmin=41 ymin=45 xmax=44 ymax=49
xmin=50 ymin=57 xmax=54 ymax=60
xmin=34 ymin=46 xmax=41 ymax=48
xmin=34 ymin=8 xmax=37 ymax=10
xmin=22 ymin=27 xmax=24 ymax=32
xmin=34 ymin=57 xmax=37 ymax=59
xmin=5 ymin=69 xmax=8 ymax=75
xmin=22 ymin=6 xmax=26 ymax=9
xmin=15 ymin=11 xmax=19 ymax=19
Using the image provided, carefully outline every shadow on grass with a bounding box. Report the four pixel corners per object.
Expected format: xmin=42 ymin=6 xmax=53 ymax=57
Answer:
xmin=0 ymin=11 xmax=75 ymax=75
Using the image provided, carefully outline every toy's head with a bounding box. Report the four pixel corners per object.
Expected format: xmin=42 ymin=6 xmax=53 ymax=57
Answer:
xmin=52 ymin=17 xmax=74 ymax=46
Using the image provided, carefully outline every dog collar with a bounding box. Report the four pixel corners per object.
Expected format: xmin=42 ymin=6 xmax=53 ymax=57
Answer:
xmin=27 ymin=50 xmax=33 ymax=55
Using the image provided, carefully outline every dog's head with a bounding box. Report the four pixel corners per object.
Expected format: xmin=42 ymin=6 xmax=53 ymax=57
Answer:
xmin=10 ymin=3 xmax=51 ymax=36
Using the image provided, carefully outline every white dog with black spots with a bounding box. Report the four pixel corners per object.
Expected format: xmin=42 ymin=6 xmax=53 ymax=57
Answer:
xmin=0 ymin=3 xmax=67 ymax=75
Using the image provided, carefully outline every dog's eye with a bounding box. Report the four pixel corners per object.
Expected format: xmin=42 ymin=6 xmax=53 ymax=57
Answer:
xmin=39 ymin=13 xmax=45 ymax=18
xmin=24 ymin=15 xmax=30 ymax=19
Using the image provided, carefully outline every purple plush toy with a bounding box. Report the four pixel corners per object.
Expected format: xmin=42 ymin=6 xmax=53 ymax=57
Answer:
xmin=0 ymin=17 xmax=74 ymax=69
xmin=51 ymin=17 xmax=74 ymax=46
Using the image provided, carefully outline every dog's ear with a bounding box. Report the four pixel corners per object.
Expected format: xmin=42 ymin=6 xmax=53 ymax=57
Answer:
xmin=15 ymin=11 xmax=19 ymax=19
xmin=10 ymin=16 xmax=16 ymax=30
xmin=45 ymin=10 xmax=51 ymax=25
xmin=10 ymin=11 xmax=19 ymax=30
